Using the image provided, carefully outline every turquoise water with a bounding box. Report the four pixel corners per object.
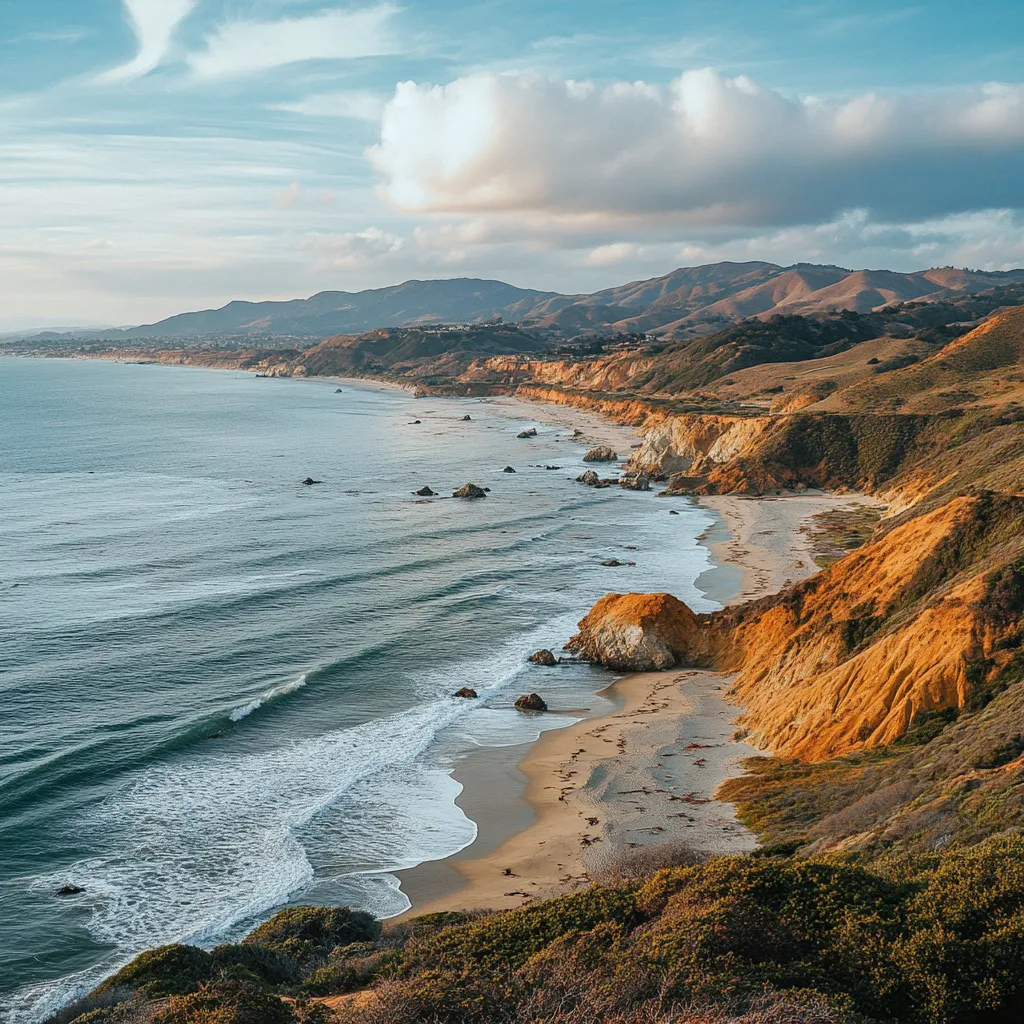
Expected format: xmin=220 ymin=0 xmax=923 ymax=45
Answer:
xmin=0 ymin=358 xmax=719 ymax=1021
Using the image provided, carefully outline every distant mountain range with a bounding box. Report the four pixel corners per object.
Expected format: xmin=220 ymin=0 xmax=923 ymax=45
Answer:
xmin=23 ymin=262 xmax=1024 ymax=344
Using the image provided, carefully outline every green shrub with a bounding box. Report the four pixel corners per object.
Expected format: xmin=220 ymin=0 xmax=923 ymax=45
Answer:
xmin=243 ymin=906 xmax=380 ymax=959
xmin=155 ymin=980 xmax=294 ymax=1024
xmin=94 ymin=945 xmax=215 ymax=999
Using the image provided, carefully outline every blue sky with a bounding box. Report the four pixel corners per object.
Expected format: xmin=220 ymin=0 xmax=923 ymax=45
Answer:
xmin=1 ymin=0 xmax=1022 ymax=327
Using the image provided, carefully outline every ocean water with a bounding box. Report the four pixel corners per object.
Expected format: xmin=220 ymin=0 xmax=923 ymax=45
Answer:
xmin=0 ymin=358 xmax=720 ymax=1021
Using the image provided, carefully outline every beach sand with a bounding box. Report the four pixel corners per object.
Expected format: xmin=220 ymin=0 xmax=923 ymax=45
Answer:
xmin=482 ymin=395 xmax=642 ymax=452
xmin=396 ymin=490 xmax=879 ymax=917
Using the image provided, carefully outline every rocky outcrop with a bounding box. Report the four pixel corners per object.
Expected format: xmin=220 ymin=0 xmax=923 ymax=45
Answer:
xmin=583 ymin=446 xmax=618 ymax=462
xmin=528 ymin=649 xmax=557 ymax=666
xmin=453 ymin=687 xmax=478 ymax=698
xmin=453 ymin=483 xmax=487 ymax=499
xmin=618 ymin=474 xmax=650 ymax=491
xmin=577 ymin=470 xmax=600 ymax=486
xmin=515 ymin=693 xmax=548 ymax=711
xmin=625 ymin=414 xmax=773 ymax=480
xmin=567 ymin=593 xmax=718 ymax=671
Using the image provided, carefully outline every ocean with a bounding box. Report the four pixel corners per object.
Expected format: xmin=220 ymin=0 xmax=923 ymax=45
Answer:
xmin=0 ymin=357 xmax=720 ymax=1021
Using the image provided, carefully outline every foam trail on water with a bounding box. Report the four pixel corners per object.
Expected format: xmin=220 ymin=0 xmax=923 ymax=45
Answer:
xmin=230 ymin=673 xmax=308 ymax=721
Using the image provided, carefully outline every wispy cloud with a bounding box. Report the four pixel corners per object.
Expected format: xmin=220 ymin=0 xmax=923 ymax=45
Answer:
xmin=269 ymin=90 xmax=386 ymax=121
xmin=188 ymin=5 xmax=402 ymax=80
xmin=95 ymin=0 xmax=197 ymax=84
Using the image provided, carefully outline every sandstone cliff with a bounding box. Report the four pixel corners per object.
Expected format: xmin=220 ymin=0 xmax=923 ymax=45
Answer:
xmin=571 ymin=493 xmax=1024 ymax=761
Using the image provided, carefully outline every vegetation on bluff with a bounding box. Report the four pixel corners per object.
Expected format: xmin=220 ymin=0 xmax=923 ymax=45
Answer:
xmin=51 ymin=836 xmax=1024 ymax=1024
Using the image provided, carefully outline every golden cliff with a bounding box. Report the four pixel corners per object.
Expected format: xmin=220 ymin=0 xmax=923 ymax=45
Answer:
xmin=571 ymin=493 xmax=1024 ymax=762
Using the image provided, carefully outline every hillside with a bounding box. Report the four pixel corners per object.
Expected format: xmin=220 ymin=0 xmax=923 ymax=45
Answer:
xmin=15 ymin=263 xmax=1024 ymax=347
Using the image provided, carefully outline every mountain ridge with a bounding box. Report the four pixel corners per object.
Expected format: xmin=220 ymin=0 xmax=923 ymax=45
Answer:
xmin=19 ymin=262 xmax=1024 ymax=345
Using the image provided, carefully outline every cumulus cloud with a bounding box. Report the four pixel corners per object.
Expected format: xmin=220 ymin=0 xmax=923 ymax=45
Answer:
xmin=188 ymin=6 xmax=401 ymax=79
xmin=96 ymin=0 xmax=196 ymax=83
xmin=369 ymin=70 xmax=1024 ymax=231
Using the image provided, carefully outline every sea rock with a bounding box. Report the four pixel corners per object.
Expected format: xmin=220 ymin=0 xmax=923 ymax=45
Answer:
xmin=566 ymin=593 xmax=711 ymax=671
xmin=335 ymin=388 xmax=344 ymax=393
xmin=453 ymin=687 xmax=478 ymax=698
xmin=411 ymin=420 xmax=422 ymax=425
xmin=601 ymin=559 xmax=636 ymax=567
xmin=669 ymin=510 xmax=680 ymax=515
xmin=583 ymin=446 xmax=618 ymax=463
xmin=454 ymin=483 xmax=487 ymax=499
xmin=544 ymin=465 xmax=561 ymax=470
xmin=301 ymin=477 xmax=322 ymax=486
xmin=55 ymin=884 xmax=84 ymax=897
xmin=619 ymin=474 xmax=651 ymax=492
xmin=503 ymin=466 xmax=517 ymax=473
xmin=577 ymin=470 xmax=600 ymax=486
xmin=415 ymin=486 xmax=435 ymax=496
xmin=462 ymin=415 xmax=472 ymax=421
xmin=528 ymin=649 xmax=557 ymax=666
xmin=515 ymin=693 xmax=548 ymax=712
xmin=517 ymin=428 xmax=538 ymax=438
xmin=572 ymin=429 xmax=584 ymax=437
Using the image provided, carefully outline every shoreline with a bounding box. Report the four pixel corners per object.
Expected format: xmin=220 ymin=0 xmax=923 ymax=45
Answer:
xmin=395 ymin=490 xmax=874 ymax=918
xmin=8 ymin=355 xmax=877 ymax=924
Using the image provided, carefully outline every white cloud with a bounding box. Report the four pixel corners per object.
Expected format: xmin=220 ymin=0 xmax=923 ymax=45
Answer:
xmin=304 ymin=227 xmax=404 ymax=269
xmin=188 ymin=6 xmax=401 ymax=79
xmin=586 ymin=242 xmax=642 ymax=266
xmin=96 ymin=0 xmax=196 ymax=83
xmin=369 ymin=69 xmax=1024 ymax=232
xmin=269 ymin=90 xmax=385 ymax=121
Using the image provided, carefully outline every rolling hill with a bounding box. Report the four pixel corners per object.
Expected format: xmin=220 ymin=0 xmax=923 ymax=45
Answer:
xmin=19 ymin=263 xmax=1024 ymax=346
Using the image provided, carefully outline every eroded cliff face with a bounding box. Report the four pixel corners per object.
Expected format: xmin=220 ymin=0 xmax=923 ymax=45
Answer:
xmin=720 ymin=496 xmax=1006 ymax=760
xmin=571 ymin=494 xmax=1024 ymax=761
xmin=625 ymin=414 xmax=774 ymax=478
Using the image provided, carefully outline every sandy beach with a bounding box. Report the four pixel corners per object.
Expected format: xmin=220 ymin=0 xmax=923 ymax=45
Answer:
xmin=396 ymin=489 xmax=878 ymax=917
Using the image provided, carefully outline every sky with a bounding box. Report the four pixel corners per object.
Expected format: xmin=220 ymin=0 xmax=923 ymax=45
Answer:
xmin=1 ymin=0 xmax=1023 ymax=328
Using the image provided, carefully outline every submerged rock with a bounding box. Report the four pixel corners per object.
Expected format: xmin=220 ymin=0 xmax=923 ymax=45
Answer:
xmin=335 ymin=388 xmax=344 ymax=393
xmin=517 ymin=428 xmax=538 ymax=438
xmin=528 ymin=649 xmax=557 ymax=666
xmin=301 ymin=477 xmax=322 ymax=486
xmin=566 ymin=593 xmax=712 ymax=672
xmin=601 ymin=559 xmax=636 ymax=567
xmin=583 ymin=446 xmax=618 ymax=463
xmin=55 ymin=884 xmax=84 ymax=897
xmin=515 ymin=693 xmax=548 ymax=712
xmin=453 ymin=687 xmax=478 ymax=699
xmin=454 ymin=483 xmax=487 ymax=499
xmin=415 ymin=486 xmax=435 ymax=496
